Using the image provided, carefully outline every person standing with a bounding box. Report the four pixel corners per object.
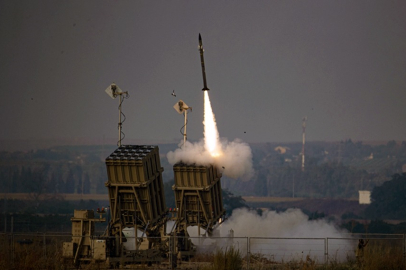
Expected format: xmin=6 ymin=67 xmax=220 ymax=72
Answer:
xmin=356 ymin=239 xmax=369 ymax=268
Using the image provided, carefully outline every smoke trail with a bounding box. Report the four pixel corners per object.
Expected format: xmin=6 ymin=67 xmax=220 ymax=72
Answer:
xmin=203 ymin=91 xmax=221 ymax=156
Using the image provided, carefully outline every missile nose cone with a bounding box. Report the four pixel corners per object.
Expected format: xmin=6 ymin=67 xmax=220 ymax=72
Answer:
xmin=198 ymin=33 xmax=209 ymax=91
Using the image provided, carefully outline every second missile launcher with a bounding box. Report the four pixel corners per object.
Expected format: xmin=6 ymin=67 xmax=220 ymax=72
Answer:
xmin=172 ymin=163 xmax=225 ymax=234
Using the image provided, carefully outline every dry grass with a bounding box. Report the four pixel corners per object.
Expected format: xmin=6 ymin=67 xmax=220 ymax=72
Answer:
xmin=191 ymin=247 xmax=243 ymax=270
xmin=1 ymin=235 xmax=405 ymax=270
xmin=361 ymin=240 xmax=404 ymax=270
xmin=190 ymin=252 xmax=215 ymax=263
xmin=2 ymin=242 xmax=67 ymax=270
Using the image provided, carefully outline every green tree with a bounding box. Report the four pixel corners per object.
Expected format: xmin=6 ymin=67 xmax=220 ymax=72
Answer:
xmin=26 ymin=164 xmax=50 ymax=201
xmin=83 ymin=173 xmax=91 ymax=194
xmin=254 ymin=171 xmax=268 ymax=196
xmin=222 ymin=189 xmax=248 ymax=216
xmin=65 ymin=169 xmax=75 ymax=193
xmin=365 ymin=173 xmax=406 ymax=219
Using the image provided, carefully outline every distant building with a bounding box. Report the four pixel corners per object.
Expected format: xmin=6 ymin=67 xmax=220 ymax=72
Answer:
xmin=359 ymin=190 xmax=371 ymax=204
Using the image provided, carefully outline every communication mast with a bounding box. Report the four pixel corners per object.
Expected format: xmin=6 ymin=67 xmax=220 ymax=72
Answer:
xmin=173 ymin=100 xmax=192 ymax=148
xmin=301 ymin=117 xmax=307 ymax=172
xmin=105 ymin=83 xmax=129 ymax=146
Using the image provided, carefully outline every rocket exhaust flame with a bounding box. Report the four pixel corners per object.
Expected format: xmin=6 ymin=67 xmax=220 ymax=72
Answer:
xmin=199 ymin=33 xmax=221 ymax=156
xmin=203 ymin=91 xmax=222 ymax=157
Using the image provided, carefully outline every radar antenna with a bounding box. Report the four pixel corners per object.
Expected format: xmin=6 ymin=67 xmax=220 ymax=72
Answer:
xmin=105 ymin=83 xmax=129 ymax=146
xmin=173 ymin=100 xmax=192 ymax=148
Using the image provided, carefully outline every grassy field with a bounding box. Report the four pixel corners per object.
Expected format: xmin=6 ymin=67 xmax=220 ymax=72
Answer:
xmin=1 ymin=236 xmax=405 ymax=270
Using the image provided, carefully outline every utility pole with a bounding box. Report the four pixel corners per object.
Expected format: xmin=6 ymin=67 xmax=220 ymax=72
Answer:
xmin=301 ymin=117 xmax=307 ymax=172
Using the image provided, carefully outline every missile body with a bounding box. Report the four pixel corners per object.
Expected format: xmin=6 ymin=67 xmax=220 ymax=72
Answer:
xmin=199 ymin=34 xmax=209 ymax=91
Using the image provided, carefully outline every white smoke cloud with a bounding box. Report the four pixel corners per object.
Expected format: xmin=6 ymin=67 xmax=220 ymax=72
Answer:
xmin=219 ymin=208 xmax=346 ymax=238
xmin=166 ymin=138 xmax=254 ymax=180
xmin=219 ymin=208 xmax=352 ymax=262
xmin=217 ymin=139 xmax=254 ymax=179
xmin=187 ymin=208 xmax=353 ymax=262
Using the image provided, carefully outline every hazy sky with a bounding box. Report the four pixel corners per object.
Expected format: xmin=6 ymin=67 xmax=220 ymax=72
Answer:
xmin=1 ymin=1 xmax=405 ymax=145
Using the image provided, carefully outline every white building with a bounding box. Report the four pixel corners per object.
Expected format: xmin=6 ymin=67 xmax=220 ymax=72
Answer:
xmin=358 ymin=190 xmax=371 ymax=204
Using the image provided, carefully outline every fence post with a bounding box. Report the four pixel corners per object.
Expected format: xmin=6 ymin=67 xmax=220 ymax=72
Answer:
xmin=11 ymin=216 xmax=14 ymax=267
xmin=169 ymin=235 xmax=175 ymax=270
xmin=247 ymin=237 xmax=250 ymax=270
xmin=43 ymin=233 xmax=47 ymax=259
xmin=325 ymin=238 xmax=328 ymax=265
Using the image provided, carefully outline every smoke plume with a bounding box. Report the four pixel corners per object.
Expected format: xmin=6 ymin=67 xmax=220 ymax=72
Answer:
xmin=167 ymin=90 xmax=253 ymax=179
xmin=188 ymin=208 xmax=353 ymax=262
xmin=167 ymin=138 xmax=254 ymax=179
xmin=219 ymin=208 xmax=346 ymax=238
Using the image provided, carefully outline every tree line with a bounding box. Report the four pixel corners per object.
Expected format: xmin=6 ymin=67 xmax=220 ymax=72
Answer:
xmin=223 ymin=140 xmax=406 ymax=198
xmin=0 ymin=140 xmax=405 ymax=199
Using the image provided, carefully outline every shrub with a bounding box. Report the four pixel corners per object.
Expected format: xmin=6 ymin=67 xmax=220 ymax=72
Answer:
xmin=213 ymin=247 xmax=243 ymax=270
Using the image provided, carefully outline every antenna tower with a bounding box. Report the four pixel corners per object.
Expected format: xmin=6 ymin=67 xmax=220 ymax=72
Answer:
xmin=105 ymin=83 xmax=129 ymax=146
xmin=173 ymin=100 xmax=192 ymax=148
xmin=301 ymin=117 xmax=307 ymax=172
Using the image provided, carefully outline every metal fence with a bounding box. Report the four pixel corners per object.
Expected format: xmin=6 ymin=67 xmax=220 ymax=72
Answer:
xmin=0 ymin=233 xmax=405 ymax=269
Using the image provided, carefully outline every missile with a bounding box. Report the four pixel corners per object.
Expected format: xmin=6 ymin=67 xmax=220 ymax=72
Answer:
xmin=199 ymin=33 xmax=209 ymax=91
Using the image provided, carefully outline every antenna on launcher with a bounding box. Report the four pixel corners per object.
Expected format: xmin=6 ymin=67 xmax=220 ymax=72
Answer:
xmin=174 ymin=100 xmax=192 ymax=148
xmin=105 ymin=83 xmax=129 ymax=146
